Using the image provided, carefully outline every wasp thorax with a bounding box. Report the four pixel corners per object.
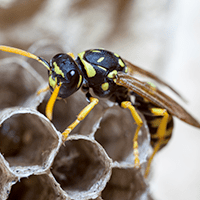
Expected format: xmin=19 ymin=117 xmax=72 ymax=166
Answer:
xmin=48 ymin=53 xmax=83 ymax=99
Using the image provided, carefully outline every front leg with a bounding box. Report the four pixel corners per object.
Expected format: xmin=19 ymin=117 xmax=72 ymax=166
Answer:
xmin=62 ymin=95 xmax=99 ymax=142
xmin=45 ymin=84 xmax=62 ymax=120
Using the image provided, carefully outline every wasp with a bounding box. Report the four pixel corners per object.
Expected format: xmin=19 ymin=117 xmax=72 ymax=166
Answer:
xmin=0 ymin=45 xmax=199 ymax=177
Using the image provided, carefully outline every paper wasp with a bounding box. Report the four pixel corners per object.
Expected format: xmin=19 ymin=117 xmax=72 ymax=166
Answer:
xmin=0 ymin=45 xmax=199 ymax=177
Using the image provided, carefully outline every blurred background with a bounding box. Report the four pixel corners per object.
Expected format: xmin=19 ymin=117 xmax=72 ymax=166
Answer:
xmin=0 ymin=0 xmax=200 ymax=199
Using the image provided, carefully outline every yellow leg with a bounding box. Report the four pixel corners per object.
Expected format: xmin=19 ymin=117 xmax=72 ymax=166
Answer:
xmin=45 ymin=84 xmax=61 ymax=120
xmin=62 ymin=97 xmax=99 ymax=142
xmin=37 ymin=85 xmax=50 ymax=95
xmin=121 ymin=101 xmax=143 ymax=168
xmin=144 ymin=108 xmax=169 ymax=178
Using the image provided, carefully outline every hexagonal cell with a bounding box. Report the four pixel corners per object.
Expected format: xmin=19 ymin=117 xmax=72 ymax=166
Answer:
xmin=102 ymin=167 xmax=154 ymax=200
xmin=7 ymin=174 xmax=69 ymax=200
xmin=0 ymin=108 xmax=61 ymax=176
xmin=0 ymin=57 xmax=46 ymax=109
xmin=51 ymin=135 xmax=112 ymax=200
xmin=95 ymin=105 xmax=150 ymax=165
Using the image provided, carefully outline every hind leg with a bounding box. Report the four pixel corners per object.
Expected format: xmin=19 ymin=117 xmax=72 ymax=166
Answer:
xmin=121 ymin=101 xmax=143 ymax=168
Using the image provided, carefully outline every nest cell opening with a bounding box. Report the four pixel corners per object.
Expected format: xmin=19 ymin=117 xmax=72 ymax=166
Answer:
xmin=7 ymin=174 xmax=65 ymax=200
xmin=0 ymin=59 xmax=44 ymax=109
xmin=102 ymin=167 xmax=148 ymax=200
xmin=0 ymin=112 xmax=59 ymax=171
xmin=52 ymin=136 xmax=111 ymax=199
xmin=95 ymin=106 xmax=149 ymax=164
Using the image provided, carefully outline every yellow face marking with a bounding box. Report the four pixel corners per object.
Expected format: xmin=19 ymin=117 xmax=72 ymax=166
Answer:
xmin=78 ymin=52 xmax=96 ymax=78
xmin=125 ymin=66 xmax=128 ymax=73
xmin=53 ymin=62 xmax=65 ymax=78
xmin=98 ymin=65 xmax=107 ymax=71
xmin=107 ymin=70 xmax=117 ymax=79
xmin=101 ymin=82 xmax=109 ymax=91
xmin=118 ymin=59 xmax=125 ymax=67
xmin=77 ymin=75 xmax=82 ymax=88
xmin=92 ymin=50 xmax=101 ymax=53
xmin=97 ymin=57 xmax=104 ymax=63
xmin=49 ymin=76 xmax=57 ymax=89
xmin=114 ymin=53 xmax=120 ymax=57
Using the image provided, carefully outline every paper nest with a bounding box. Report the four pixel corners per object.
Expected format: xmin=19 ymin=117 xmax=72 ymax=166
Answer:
xmin=0 ymin=43 xmax=153 ymax=200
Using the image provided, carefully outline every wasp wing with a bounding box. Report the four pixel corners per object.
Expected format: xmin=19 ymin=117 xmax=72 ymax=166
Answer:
xmin=116 ymin=72 xmax=200 ymax=128
xmin=124 ymin=59 xmax=187 ymax=102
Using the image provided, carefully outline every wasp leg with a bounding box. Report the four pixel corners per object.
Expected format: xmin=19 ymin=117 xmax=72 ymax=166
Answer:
xmin=62 ymin=97 xmax=99 ymax=142
xmin=45 ymin=84 xmax=61 ymax=120
xmin=144 ymin=108 xmax=169 ymax=178
xmin=121 ymin=101 xmax=143 ymax=168
xmin=37 ymin=85 xmax=50 ymax=95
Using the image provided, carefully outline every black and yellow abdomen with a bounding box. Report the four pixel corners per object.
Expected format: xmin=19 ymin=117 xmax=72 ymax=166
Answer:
xmin=133 ymin=92 xmax=174 ymax=150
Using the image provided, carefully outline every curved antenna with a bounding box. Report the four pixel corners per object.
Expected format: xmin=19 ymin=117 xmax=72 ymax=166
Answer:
xmin=0 ymin=45 xmax=50 ymax=70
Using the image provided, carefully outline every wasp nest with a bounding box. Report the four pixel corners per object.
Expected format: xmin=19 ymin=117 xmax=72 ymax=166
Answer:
xmin=0 ymin=43 xmax=153 ymax=200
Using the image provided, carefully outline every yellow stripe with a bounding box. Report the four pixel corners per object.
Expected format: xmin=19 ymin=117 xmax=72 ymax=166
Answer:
xmin=92 ymin=50 xmax=101 ymax=53
xmin=114 ymin=53 xmax=120 ymax=57
xmin=77 ymin=75 xmax=82 ymax=88
xmin=118 ymin=59 xmax=125 ymax=67
xmin=49 ymin=76 xmax=57 ymax=89
xmin=97 ymin=57 xmax=104 ymax=63
xmin=53 ymin=62 xmax=65 ymax=78
xmin=98 ymin=65 xmax=107 ymax=71
xmin=78 ymin=51 xmax=96 ymax=78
